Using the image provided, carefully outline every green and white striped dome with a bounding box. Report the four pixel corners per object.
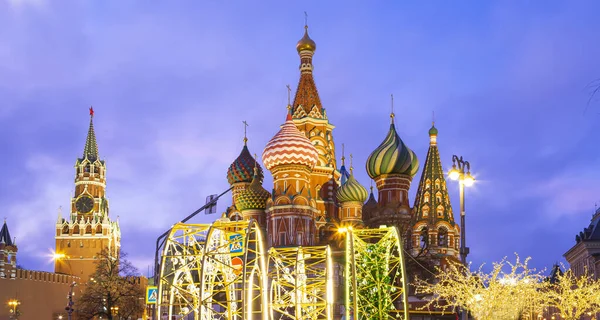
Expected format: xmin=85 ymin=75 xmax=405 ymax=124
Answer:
xmin=366 ymin=122 xmax=419 ymax=179
xmin=336 ymin=173 xmax=369 ymax=203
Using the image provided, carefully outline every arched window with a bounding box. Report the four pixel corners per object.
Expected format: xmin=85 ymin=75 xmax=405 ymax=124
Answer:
xmin=437 ymin=205 xmax=444 ymax=217
xmin=436 ymin=192 xmax=442 ymax=203
xmin=85 ymin=225 xmax=92 ymax=234
xmin=438 ymin=228 xmax=448 ymax=247
xmin=62 ymin=226 xmax=69 ymax=234
xmin=422 ymin=206 xmax=429 ymax=217
xmin=425 ymin=179 xmax=431 ymax=190
xmin=435 ymin=179 xmax=440 ymax=189
xmin=73 ymin=225 xmax=80 ymax=234
xmin=96 ymin=225 xmax=102 ymax=234
xmin=420 ymin=228 xmax=428 ymax=248
xmin=424 ymin=193 xmax=430 ymax=203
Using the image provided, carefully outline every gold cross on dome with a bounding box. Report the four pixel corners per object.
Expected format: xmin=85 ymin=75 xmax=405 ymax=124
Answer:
xmin=242 ymin=120 xmax=249 ymax=144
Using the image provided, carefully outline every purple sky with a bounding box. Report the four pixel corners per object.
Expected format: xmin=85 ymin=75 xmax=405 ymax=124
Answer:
xmin=1 ymin=1 xmax=600 ymax=276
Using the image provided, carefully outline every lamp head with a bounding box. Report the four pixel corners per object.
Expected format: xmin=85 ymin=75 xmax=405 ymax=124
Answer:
xmin=462 ymin=172 xmax=475 ymax=187
xmin=448 ymin=165 xmax=460 ymax=181
xmin=53 ymin=252 xmax=66 ymax=260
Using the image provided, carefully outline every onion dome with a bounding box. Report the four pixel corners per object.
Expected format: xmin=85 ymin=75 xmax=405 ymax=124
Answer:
xmin=336 ymin=173 xmax=369 ymax=203
xmin=428 ymin=125 xmax=438 ymax=136
xmin=262 ymin=112 xmax=319 ymax=171
xmin=296 ymin=26 xmax=316 ymax=53
xmin=235 ymin=169 xmax=271 ymax=211
xmin=227 ymin=144 xmax=264 ymax=185
xmin=366 ymin=119 xmax=419 ymax=179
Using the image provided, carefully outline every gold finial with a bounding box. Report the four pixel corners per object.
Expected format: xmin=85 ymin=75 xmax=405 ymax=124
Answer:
xmin=349 ymin=153 xmax=354 ymax=174
xmin=432 ymin=111 xmax=435 ymax=126
xmin=242 ymin=120 xmax=249 ymax=145
xmin=370 ymin=180 xmax=374 ymax=192
xmin=286 ymin=84 xmax=292 ymax=107
xmin=341 ymin=143 xmax=346 ymax=165
xmin=390 ymin=94 xmax=395 ymax=124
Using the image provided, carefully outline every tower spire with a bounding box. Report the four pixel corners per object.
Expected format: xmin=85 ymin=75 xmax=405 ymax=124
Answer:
xmin=0 ymin=219 xmax=13 ymax=246
xmin=83 ymin=106 xmax=99 ymax=161
xmin=293 ymin=16 xmax=321 ymax=118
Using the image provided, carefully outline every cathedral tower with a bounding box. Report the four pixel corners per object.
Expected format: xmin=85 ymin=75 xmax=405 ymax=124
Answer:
xmin=226 ymin=131 xmax=264 ymax=221
xmin=411 ymin=123 xmax=460 ymax=263
xmin=55 ymin=108 xmax=120 ymax=281
xmin=363 ymin=103 xmax=419 ymax=231
xmin=235 ymin=161 xmax=270 ymax=228
xmin=336 ymin=155 xmax=368 ymax=227
xmin=263 ymin=111 xmax=320 ymax=247
xmin=290 ymin=23 xmax=340 ymax=230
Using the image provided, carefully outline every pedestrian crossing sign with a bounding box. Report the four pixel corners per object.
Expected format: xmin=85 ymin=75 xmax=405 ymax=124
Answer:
xmin=146 ymin=286 xmax=158 ymax=304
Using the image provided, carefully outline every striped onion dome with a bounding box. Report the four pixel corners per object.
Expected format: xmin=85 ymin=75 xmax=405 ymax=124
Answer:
xmin=336 ymin=173 xmax=368 ymax=203
xmin=235 ymin=169 xmax=270 ymax=211
xmin=366 ymin=122 xmax=419 ymax=179
xmin=262 ymin=113 xmax=319 ymax=171
xmin=227 ymin=144 xmax=264 ymax=185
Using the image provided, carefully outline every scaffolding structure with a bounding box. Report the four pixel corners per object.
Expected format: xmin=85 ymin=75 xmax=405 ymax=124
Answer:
xmin=157 ymin=221 xmax=409 ymax=320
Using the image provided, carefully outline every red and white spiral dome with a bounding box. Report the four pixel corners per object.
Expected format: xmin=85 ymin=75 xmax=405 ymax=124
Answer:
xmin=262 ymin=113 xmax=319 ymax=171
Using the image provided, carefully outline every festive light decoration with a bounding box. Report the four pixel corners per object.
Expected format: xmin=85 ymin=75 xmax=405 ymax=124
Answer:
xmin=268 ymin=246 xmax=334 ymax=319
xmin=415 ymin=255 xmax=546 ymax=320
xmin=158 ymin=222 xmax=411 ymax=319
xmin=157 ymin=220 xmax=269 ymax=320
xmin=342 ymin=226 xmax=410 ymax=320
xmin=544 ymin=267 xmax=600 ymax=320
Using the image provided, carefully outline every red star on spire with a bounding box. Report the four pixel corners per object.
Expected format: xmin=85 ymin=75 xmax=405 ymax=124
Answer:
xmin=89 ymin=106 xmax=94 ymax=117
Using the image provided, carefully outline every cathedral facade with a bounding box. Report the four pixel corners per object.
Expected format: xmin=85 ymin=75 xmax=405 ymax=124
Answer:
xmin=223 ymin=23 xmax=463 ymax=317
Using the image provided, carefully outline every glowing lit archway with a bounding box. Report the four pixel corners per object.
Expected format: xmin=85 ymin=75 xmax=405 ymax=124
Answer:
xmin=158 ymin=222 xmax=410 ymax=320
xmin=268 ymin=246 xmax=334 ymax=320
xmin=157 ymin=220 xmax=269 ymax=320
xmin=343 ymin=226 xmax=410 ymax=320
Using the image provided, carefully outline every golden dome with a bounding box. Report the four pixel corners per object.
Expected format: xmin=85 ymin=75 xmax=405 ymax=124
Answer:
xmin=296 ymin=26 xmax=316 ymax=53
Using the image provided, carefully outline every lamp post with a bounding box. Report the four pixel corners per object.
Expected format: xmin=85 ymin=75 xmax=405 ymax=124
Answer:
xmin=448 ymin=155 xmax=474 ymax=320
xmin=110 ymin=306 xmax=119 ymax=319
xmin=448 ymin=155 xmax=475 ymax=265
xmin=53 ymin=253 xmax=76 ymax=320
xmin=7 ymin=299 xmax=20 ymax=319
xmin=66 ymin=281 xmax=76 ymax=320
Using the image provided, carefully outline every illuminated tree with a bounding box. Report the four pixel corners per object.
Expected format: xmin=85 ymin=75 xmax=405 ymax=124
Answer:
xmin=415 ymin=255 xmax=545 ymax=320
xmin=543 ymin=267 xmax=600 ymax=320
xmin=76 ymin=249 xmax=145 ymax=320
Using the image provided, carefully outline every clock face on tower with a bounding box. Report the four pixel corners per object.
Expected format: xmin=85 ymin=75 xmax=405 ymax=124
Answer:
xmin=76 ymin=196 xmax=94 ymax=214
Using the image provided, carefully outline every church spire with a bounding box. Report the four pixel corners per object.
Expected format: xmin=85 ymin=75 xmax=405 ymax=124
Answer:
xmin=413 ymin=123 xmax=454 ymax=223
xmin=0 ymin=219 xmax=13 ymax=246
xmin=83 ymin=107 xmax=99 ymax=162
xmin=292 ymin=15 xmax=323 ymax=119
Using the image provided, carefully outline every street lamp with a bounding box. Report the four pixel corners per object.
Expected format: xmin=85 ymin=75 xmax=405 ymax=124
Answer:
xmin=8 ymin=299 xmax=20 ymax=319
xmin=448 ymin=155 xmax=475 ymax=265
xmin=110 ymin=306 xmax=119 ymax=319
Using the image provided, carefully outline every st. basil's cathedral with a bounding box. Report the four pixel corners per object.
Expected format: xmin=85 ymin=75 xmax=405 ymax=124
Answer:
xmin=223 ymin=22 xmax=461 ymax=310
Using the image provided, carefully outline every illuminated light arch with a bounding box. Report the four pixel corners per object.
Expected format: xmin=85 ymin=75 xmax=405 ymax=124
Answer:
xmin=157 ymin=220 xmax=269 ymax=320
xmin=268 ymin=246 xmax=334 ymax=320
xmin=343 ymin=226 xmax=410 ymax=320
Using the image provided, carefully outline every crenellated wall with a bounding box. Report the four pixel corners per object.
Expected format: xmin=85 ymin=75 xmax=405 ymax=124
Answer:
xmin=0 ymin=269 xmax=79 ymax=320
